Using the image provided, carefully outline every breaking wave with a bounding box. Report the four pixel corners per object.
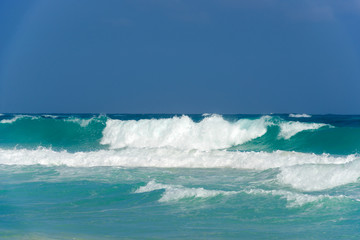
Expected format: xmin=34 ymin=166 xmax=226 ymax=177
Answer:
xmin=278 ymin=121 xmax=328 ymax=139
xmin=135 ymin=180 xmax=346 ymax=207
xmin=100 ymin=115 xmax=333 ymax=150
xmin=1 ymin=114 xmax=359 ymax=155
xmin=278 ymin=159 xmax=360 ymax=191
xmin=0 ymin=148 xmax=355 ymax=169
xmin=289 ymin=113 xmax=312 ymax=118
xmin=64 ymin=117 xmax=101 ymax=127
xmin=135 ymin=180 xmax=237 ymax=202
xmin=1 ymin=147 xmax=359 ymax=191
xmin=101 ymin=115 xmax=270 ymax=150
xmin=0 ymin=115 xmax=39 ymax=124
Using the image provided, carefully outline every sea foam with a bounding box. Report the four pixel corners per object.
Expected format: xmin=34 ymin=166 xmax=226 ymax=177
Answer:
xmin=289 ymin=113 xmax=312 ymax=118
xmin=278 ymin=159 xmax=360 ymax=191
xmin=0 ymin=115 xmax=38 ymax=124
xmin=278 ymin=121 xmax=328 ymax=139
xmin=1 ymin=147 xmax=358 ymax=195
xmin=135 ymin=180 xmax=236 ymax=202
xmin=245 ymin=189 xmax=345 ymax=207
xmin=0 ymin=148 xmax=355 ymax=170
xmin=101 ymin=115 xmax=270 ymax=150
xmin=65 ymin=117 xmax=99 ymax=127
xmin=135 ymin=181 xmax=344 ymax=206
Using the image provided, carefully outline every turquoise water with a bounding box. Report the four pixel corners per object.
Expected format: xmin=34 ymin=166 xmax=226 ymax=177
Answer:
xmin=1 ymin=114 xmax=360 ymax=239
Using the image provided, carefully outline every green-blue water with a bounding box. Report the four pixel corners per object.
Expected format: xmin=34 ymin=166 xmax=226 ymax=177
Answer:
xmin=1 ymin=114 xmax=360 ymax=239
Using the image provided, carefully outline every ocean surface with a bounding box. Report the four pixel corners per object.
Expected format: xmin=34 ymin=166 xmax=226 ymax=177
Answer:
xmin=1 ymin=113 xmax=360 ymax=239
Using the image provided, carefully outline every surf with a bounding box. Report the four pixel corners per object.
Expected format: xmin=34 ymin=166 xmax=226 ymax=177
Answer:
xmin=1 ymin=114 xmax=360 ymax=154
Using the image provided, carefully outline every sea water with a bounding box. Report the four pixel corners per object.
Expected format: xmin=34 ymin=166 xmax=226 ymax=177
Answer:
xmin=1 ymin=114 xmax=360 ymax=239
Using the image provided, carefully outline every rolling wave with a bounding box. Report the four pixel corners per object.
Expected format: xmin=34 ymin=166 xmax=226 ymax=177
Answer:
xmin=101 ymin=115 xmax=270 ymax=150
xmin=135 ymin=180 xmax=345 ymax=206
xmin=1 ymin=147 xmax=359 ymax=191
xmin=0 ymin=115 xmax=39 ymax=124
xmin=0 ymin=148 xmax=355 ymax=169
xmin=278 ymin=160 xmax=360 ymax=191
xmin=278 ymin=121 xmax=328 ymax=139
xmin=289 ymin=113 xmax=312 ymax=118
xmin=2 ymin=113 xmax=360 ymax=238
xmin=135 ymin=180 xmax=237 ymax=202
xmin=1 ymin=114 xmax=359 ymax=154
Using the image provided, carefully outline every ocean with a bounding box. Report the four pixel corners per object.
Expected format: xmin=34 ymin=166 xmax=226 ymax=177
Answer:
xmin=1 ymin=113 xmax=360 ymax=239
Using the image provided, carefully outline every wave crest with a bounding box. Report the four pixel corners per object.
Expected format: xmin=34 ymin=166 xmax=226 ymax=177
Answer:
xmin=1 ymin=147 xmax=358 ymax=191
xmin=0 ymin=148 xmax=355 ymax=170
xmin=135 ymin=181 xmax=345 ymax=206
xmin=278 ymin=121 xmax=328 ymax=139
xmin=135 ymin=180 xmax=236 ymax=202
xmin=0 ymin=115 xmax=38 ymax=124
xmin=278 ymin=159 xmax=360 ymax=191
xmin=101 ymin=115 xmax=270 ymax=150
xmin=289 ymin=114 xmax=312 ymax=118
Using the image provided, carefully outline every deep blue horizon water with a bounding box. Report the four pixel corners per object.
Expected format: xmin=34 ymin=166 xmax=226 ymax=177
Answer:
xmin=1 ymin=113 xmax=360 ymax=239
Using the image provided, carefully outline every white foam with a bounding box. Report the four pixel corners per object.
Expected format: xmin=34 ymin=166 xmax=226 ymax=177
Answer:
xmin=101 ymin=115 xmax=270 ymax=150
xmin=2 ymin=148 xmax=358 ymax=193
xmin=0 ymin=115 xmax=38 ymax=124
xmin=134 ymin=181 xmax=344 ymax=206
xmin=0 ymin=148 xmax=356 ymax=170
xmin=135 ymin=180 xmax=237 ymax=202
xmin=289 ymin=113 xmax=312 ymax=118
xmin=245 ymin=189 xmax=344 ymax=207
xmin=65 ymin=117 xmax=98 ymax=127
xmin=0 ymin=117 xmax=20 ymax=124
xmin=278 ymin=121 xmax=328 ymax=139
xmin=278 ymin=159 xmax=360 ymax=191
xmin=42 ymin=115 xmax=58 ymax=119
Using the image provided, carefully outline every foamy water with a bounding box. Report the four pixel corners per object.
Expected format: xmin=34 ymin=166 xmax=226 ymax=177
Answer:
xmin=101 ymin=115 xmax=270 ymax=150
xmin=1 ymin=114 xmax=360 ymax=239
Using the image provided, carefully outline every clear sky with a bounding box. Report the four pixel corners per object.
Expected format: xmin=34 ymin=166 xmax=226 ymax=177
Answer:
xmin=0 ymin=0 xmax=359 ymax=114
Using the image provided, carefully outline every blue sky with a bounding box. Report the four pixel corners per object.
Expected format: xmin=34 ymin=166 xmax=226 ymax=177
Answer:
xmin=0 ymin=0 xmax=359 ymax=114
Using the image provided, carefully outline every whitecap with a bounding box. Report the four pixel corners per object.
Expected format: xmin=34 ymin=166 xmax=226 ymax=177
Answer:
xmin=245 ymin=188 xmax=345 ymax=207
xmin=135 ymin=180 xmax=237 ymax=202
xmin=278 ymin=121 xmax=329 ymax=139
xmin=101 ymin=115 xmax=271 ymax=150
xmin=0 ymin=115 xmax=38 ymax=124
xmin=278 ymin=159 xmax=360 ymax=191
xmin=64 ymin=117 xmax=98 ymax=127
xmin=42 ymin=114 xmax=58 ymax=119
xmin=289 ymin=113 xmax=312 ymax=118
xmin=0 ymin=148 xmax=355 ymax=170
xmin=135 ymin=181 xmax=346 ymax=206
